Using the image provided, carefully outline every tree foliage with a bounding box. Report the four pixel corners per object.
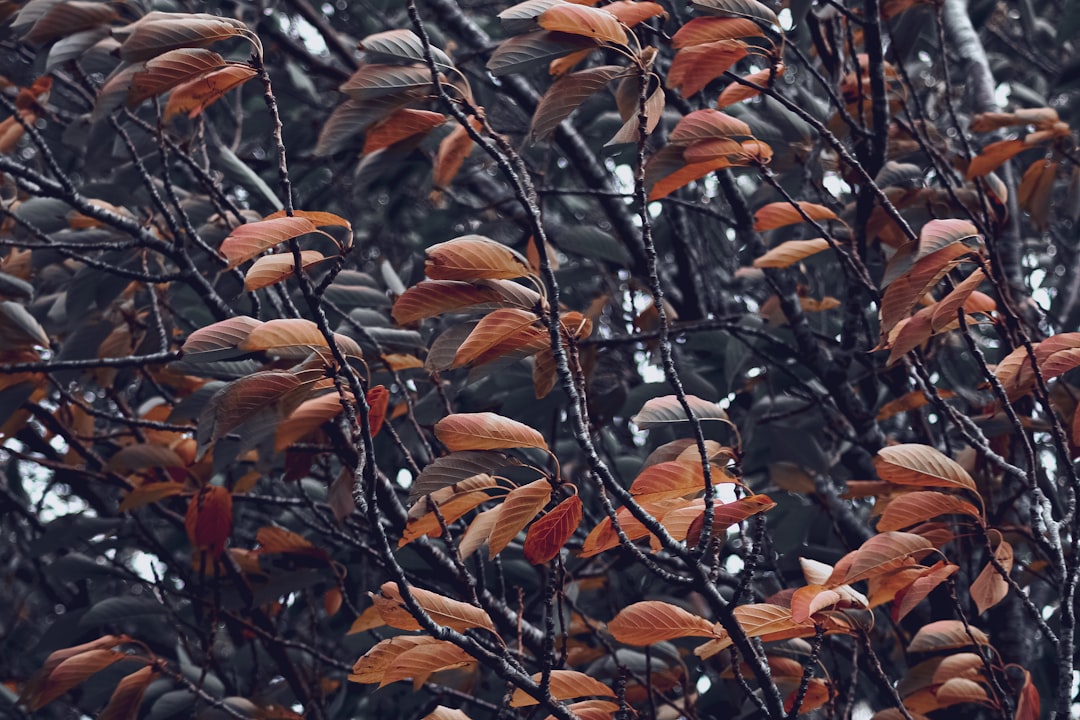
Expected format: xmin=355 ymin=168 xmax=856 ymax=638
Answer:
xmin=1 ymin=0 xmax=1079 ymax=718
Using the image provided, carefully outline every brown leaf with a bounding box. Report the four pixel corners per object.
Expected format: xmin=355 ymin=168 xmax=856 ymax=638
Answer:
xmin=244 ymin=250 xmax=328 ymax=291
xmin=453 ymin=308 xmax=546 ymax=368
xmin=275 ymin=392 xmax=348 ymax=451
xmin=488 ymin=478 xmax=553 ymax=558
xmin=393 ymin=280 xmax=519 ymax=324
xmin=26 ymin=649 xmax=130 ymax=710
xmin=400 ymin=481 xmax=499 ymax=547
xmin=240 ymin=318 xmax=362 ymax=358
xmin=694 ymin=604 xmax=815 ymax=658
xmin=879 ymin=243 xmax=975 ymax=336
xmin=220 ymin=216 xmax=319 ymax=269
xmin=607 ymin=600 xmax=719 ymax=644
xmin=366 ymin=385 xmax=390 ymax=436
xmin=532 ymin=347 xmax=559 ymax=399
xmin=969 ymin=539 xmax=1013 ymax=614
xmin=892 ymin=560 xmax=958 ymax=622
xmin=510 ymin=670 xmax=616 ymax=707
xmin=930 ymin=268 xmax=989 ymax=332
xmin=425 ymin=235 xmax=533 ymax=281
xmin=672 ymin=16 xmax=764 ymax=47
xmin=874 ymin=444 xmax=977 ymax=492
xmin=435 ymin=412 xmax=548 ymax=452
xmin=363 ymin=108 xmax=446 ymax=155
xmin=529 ymin=65 xmax=628 ymax=142
xmin=753 ymin=201 xmax=839 ymax=232
xmin=185 ymin=485 xmax=232 ymax=557
xmin=790 ymin=586 xmax=844 ymax=623
xmin=717 ymin=62 xmax=785 ymax=108
xmin=966 ymin=139 xmax=1028 ymax=178
xmin=118 ymin=12 xmax=252 ymax=63
xmin=753 ymin=238 xmax=831 ymax=269
xmin=380 ymin=640 xmax=476 ymax=688
xmin=537 ymin=4 xmax=628 ymax=45
xmin=432 ymin=117 xmax=482 ymax=188
xmin=408 ymin=451 xmax=517 ymax=503
xmin=828 ymin=531 xmax=934 ymax=585
xmin=916 ymin=219 xmax=980 ymax=262
xmin=378 ymin=581 xmax=496 ymax=633
xmin=181 ymin=316 xmax=264 ymax=360
xmin=667 ymin=41 xmax=749 ymax=97
xmin=907 ymin=620 xmax=988 ymax=653
xmin=350 ymin=636 xmax=432 ymax=683
xmin=127 ymin=48 xmax=228 ymax=107
xmin=458 ymin=506 xmax=504 ymax=558
xmin=628 ymin=460 xmax=708 ymax=502
xmin=524 ymin=493 xmax=582 ymax=563
xmin=23 ymin=1 xmax=118 ymax=45
xmin=1016 ymin=670 xmax=1040 ymax=720
xmin=339 ymin=64 xmax=434 ymax=99
xmin=631 ymin=394 xmax=730 ymax=428
xmin=675 ymin=494 xmax=776 ymax=546
xmin=935 ymin=677 xmax=990 ymax=707
xmin=876 ymin=491 xmax=982 ymax=532
xmin=98 ymin=666 xmax=156 ymax=720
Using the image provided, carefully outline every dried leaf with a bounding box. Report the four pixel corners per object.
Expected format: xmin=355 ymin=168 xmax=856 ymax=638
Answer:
xmin=378 ymin=581 xmax=496 ymax=633
xmin=672 ymin=16 xmax=765 ymax=47
xmin=537 ymin=4 xmax=628 ymax=44
xmin=716 ymin=62 xmax=785 ymax=107
xmin=488 ymin=478 xmax=553 ymax=557
xmin=162 ymin=64 xmax=256 ymax=121
xmin=969 ymin=539 xmax=1013 ymax=614
xmin=893 ymin=561 xmax=958 ymax=622
xmin=435 ymin=412 xmax=548 ymax=452
xmin=632 ymin=394 xmax=730 ymax=428
xmin=425 ymin=236 xmax=533 ymax=281
xmin=874 ymin=444 xmax=977 ymax=492
xmin=529 ymin=65 xmax=628 ymax=142
xmin=753 ymin=238 xmax=831 ymax=268
xmin=828 ymin=531 xmax=934 ymax=585
xmin=98 ymin=666 xmax=156 ymax=720
xmin=753 ymin=201 xmax=839 ymax=232
xmin=220 ymin=216 xmax=319 ymax=269
xmin=453 ymin=308 xmax=546 ymax=368
xmin=244 ymin=250 xmax=327 ymax=291
xmin=510 ymin=670 xmax=616 ymax=707
xmin=907 ymin=620 xmax=988 ymax=653
xmin=607 ymin=600 xmax=718 ymax=644
xmin=876 ymin=491 xmax=982 ymax=532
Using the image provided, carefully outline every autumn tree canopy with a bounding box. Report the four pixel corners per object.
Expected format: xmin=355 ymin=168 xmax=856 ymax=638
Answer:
xmin=1 ymin=0 xmax=1079 ymax=718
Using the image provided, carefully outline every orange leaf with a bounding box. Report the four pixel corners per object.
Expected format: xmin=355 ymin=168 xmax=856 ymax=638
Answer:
xmin=275 ymin=392 xmax=349 ymax=451
xmin=26 ymin=649 xmax=130 ymax=710
xmin=524 ymin=494 xmax=583 ymax=563
xmin=935 ymin=677 xmax=991 ymax=708
xmin=432 ymin=118 xmax=481 ymax=188
xmin=876 ymin=491 xmax=982 ymax=531
xmin=378 ymin=581 xmax=496 ymax=633
xmin=602 ymin=1 xmax=667 ymax=27
xmin=874 ymin=444 xmax=976 ymax=492
xmin=163 ymin=64 xmax=257 ymax=121
xmin=366 ymin=385 xmax=390 ymax=436
xmin=930 ymin=268 xmax=989 ymax=332
xmin=1016 ymin=670 xmax=1040 ymax=720
xmin=828 ymin=531 xmax=934 ymax=585
xmin=434 ymin=412 xmax=548 ymax=452
xmin=717 ymin=62 xmax=784 ymax=108
xmin=453 ymin=308 xmax=546 ymax=368
xmin=695 ymin=604 xmax=815 ymax=658
xmin=488 ymin=478 xmax=553 ymax=558
xmin=538 ymin=4 xmax=628 ymax=45
xmin=879 ymin=243 xmax=975 ymax=335
xmin=185 ymin=485 xmax=232 ymax=557
xmin=672 ymin=16 xmax=764 ymax=47
xmin=400 ymin=480 xmax=499 ymax=547
xmin=966 ymin=139 xmax=1027 ymax=178
xmin=425 ymin=235 xmax=533 ymax=281
xmin=423 ymin=707 xmax=473 ymax=720
xmin=892 ymin=560 xmax=958 ymax=622
xmin=244 ymin=250 xmax=328 ymax=291
xmin=753 ymin=201 xmax=839 ymax=232
xmin=607 ymin=600 xmax=718 ymax=644
xmin=98 ymin=666 xmax=156 ymax=720
xmin=350 ymin=636 xmax=433 ymax=683
xmin=510 ymin=670 xmax=616 ymax=707
xmin=380 ymin=640 xmax=476 ymax=688
xmin=392 ymin=280 xmax=528 ymax=324
xmin=363 ymin=108 xmax=446 ymax=155
xmin=458 ymin=506 xmax=504 ymax=558
xmin=667 ymin=41 xmax=748 ymax=97
xmin=753 ymin=238 xmax=831 ymax=268
xmin=128 ymin=48 xmax=227 ymax=107
xmin=219 ymin=216 xmax=319 ymax=268
xmin=790 ymin=585 xmax=844 ymax=623
xmin=969 ymin=538 xmax=1013 ymax=614
xmin=240 ymin=318 xmax=362 ymax=358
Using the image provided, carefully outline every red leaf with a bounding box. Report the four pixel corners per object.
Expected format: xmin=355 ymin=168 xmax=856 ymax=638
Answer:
xmin=366 ymin=385 xmax=390 ymax=436
xmin=524 ymin=493 xmax=582 ymax=563
xmin=185 ymin=485 xmax=233 ymax=557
